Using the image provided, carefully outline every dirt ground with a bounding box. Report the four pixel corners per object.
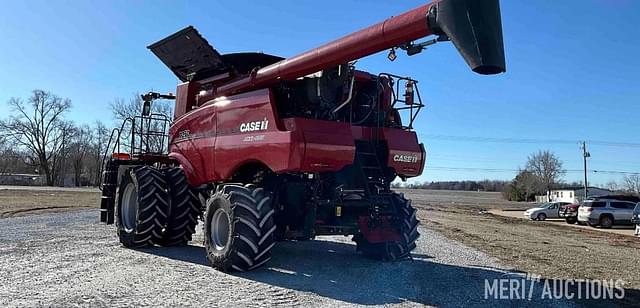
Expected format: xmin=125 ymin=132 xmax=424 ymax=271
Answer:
xmin=398 ymin=189 xmax=640 ymax=291
xmin=0 ymin=188 xmax=99 ymax=218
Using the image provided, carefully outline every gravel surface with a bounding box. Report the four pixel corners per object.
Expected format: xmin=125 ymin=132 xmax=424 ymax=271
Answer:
xmin=0 ymin=210 xmax=574 ymax=307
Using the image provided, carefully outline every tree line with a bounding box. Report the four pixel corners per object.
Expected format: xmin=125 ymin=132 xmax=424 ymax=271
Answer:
xmin=392 ymin=180 xmax=509 ymax=192
xmin=0 ymin=90 xmax=171 ymax=186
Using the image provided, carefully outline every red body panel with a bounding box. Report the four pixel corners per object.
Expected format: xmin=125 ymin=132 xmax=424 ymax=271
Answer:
xmin=358 ymin=216 xmax=402 ymax=243
xmin=169 ymin=89 xmax=425 ymax=185
xmin=382 ymin=129 xmax=425 ymax=177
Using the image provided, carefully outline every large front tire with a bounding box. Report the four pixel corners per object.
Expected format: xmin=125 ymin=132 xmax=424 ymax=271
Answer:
xmin=116 ymin=166 xmax=170 ymax=247
xmin=204 ymin=184 xmax=276 ymax=271
xmin=355 ymin=193 xmax=419 ymax=261
xmin=156 ymin=167 xmax=202 ymax=246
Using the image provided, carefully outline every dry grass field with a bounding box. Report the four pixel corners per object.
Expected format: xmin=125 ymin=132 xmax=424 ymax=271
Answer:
xmin=0 ymin=188 xmax=100 ymax=218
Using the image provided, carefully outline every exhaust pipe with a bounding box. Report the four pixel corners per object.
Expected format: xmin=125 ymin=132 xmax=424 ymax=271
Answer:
xmin=429 ymin=0 xmax=506 ymax=75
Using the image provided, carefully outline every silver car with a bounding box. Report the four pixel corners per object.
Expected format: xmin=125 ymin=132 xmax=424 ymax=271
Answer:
xmin=523 ymin=202 xmax=570 ymax=221
xmin=577 ymin=199 xmax=637 ymax=228
xmin=633 ymin=203 xmax=640 ymax=236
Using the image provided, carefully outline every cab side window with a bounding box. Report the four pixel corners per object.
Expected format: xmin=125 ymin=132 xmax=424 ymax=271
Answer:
xmin=611 ymin=202 xmax=633 ymax=209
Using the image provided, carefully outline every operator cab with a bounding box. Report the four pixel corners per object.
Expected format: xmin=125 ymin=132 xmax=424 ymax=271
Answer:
xmin=272 ymin=65 xmax=423 ymax=130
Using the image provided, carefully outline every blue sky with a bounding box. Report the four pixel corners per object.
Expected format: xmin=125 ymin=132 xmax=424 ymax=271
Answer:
xmin=1 ymin=0 xmax=638 ymax=186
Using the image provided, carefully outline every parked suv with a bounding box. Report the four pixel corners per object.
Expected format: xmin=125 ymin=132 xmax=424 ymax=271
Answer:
xmin=578 ymin=196 xmax=640 ymax=228
xmin=633 ymin=203 xmax=640 ymax=236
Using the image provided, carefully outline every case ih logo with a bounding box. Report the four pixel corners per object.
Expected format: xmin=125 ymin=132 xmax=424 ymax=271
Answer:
xmin=393 ymin=154 xmax=418 ymax=163
xmin=240 ymin=118 xmax=269 ymax=132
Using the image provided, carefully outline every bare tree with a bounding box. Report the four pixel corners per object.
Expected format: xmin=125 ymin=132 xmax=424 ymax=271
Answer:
xmin=526 ymin=150 xmax=565 ymax=198
xmin=514 ymin=169 xmax=542 ymax=201
xmin=0 ymin=90 xmax=72 ymax=185
xmin=605 ymin=180 xmax=620 ymax=192
xmin=0 ymin=136 xmax=32 ymax=175
xmin=68 ymin=124 xmax=93 ymax=186
xmin=52 ymin=121 xmax=75 ymax=186
xmin=90 ymin=121 xmax=111 ymax=185
xmin=623 ymin=174 xmax=640 ymax=194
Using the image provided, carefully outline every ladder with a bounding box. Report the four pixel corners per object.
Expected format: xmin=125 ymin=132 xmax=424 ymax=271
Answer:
xmin=354 ymin=140 xmax=399 ymax=220
xmin=99 ymin=159 xmax=119 ymax=224
xmin=355 ymin=140 xmax=389 ymax=196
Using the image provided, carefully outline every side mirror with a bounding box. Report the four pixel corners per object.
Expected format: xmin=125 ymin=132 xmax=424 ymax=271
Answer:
xmin=142 ymin=100 xmax=151 ymax=116
xmin=404 ymin=80 xmax=415 ymax=105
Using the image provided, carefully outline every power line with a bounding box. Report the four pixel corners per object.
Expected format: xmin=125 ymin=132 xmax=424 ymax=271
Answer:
xmin=425 ymin=165 xmax=640 ymax=175
xmin=421 ymin=134 xmax=640 ymax=148
xmin=592 ymin=170 xmax=640 ymax=175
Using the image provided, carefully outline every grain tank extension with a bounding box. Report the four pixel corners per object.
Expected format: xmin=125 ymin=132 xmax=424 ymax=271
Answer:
xmin=99 ymin=0 xmax=506 ymax=271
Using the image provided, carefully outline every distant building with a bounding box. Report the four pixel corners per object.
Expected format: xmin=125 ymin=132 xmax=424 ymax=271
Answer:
xmin=535 ymin=186 xmax=612 ymax=203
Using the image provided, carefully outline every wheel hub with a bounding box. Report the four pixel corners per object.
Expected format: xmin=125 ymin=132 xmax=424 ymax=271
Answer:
xmin=210 ymin=208 xmax=230 ymax=251
xmin=121 ymin=182 xmax=138 ymax=232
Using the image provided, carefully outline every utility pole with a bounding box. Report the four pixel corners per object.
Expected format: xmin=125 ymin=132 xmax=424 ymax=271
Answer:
xmin=581 ymin=141 xmax=590 ymax=200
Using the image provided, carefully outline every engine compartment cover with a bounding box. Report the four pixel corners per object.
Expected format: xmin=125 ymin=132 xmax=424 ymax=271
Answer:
xmin=148 ymin=26 xmax=228 ymax=82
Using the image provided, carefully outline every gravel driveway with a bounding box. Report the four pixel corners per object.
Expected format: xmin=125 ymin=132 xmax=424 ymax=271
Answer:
xmin=0 ymin=210 xmax=573 ymax=307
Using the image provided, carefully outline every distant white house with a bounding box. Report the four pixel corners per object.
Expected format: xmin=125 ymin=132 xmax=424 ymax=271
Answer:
xmin=535 ymin=186 xmax=612 ymax=203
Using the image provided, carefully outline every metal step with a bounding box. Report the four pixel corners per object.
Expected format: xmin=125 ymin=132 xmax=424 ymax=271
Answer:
xmin=100 ymin=159 xmax=119 ymax=225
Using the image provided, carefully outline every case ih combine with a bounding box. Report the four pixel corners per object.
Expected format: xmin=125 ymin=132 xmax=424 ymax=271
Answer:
xmin=100 ymin=0 xmax=506 ymax=271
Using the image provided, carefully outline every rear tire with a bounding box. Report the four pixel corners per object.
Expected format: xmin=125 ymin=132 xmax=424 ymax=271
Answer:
xmin=355 ymin=193 xmax=419 ymax=261
xmin=566 ymin=217 xmax=577 ymax=224
xmin=204 ymin=184 xmax=276 ymax=271
xmin=599 ymin=215 xmax=613 ymax=229
xmin=156 ymin=167 xmax=203 ymax=246
xmin=116 ymin=166 xmax=169 ymax=247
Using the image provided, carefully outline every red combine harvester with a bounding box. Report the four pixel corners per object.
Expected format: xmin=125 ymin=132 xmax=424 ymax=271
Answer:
xmin=100 ymin=0 xmax=506 ymax=271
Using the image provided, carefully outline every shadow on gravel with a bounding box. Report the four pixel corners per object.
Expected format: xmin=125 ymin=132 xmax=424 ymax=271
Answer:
xmin=137 ymin=245 xmax=209 ymax=266
xmin=140 ymin=240 xmax=638 ymax=307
